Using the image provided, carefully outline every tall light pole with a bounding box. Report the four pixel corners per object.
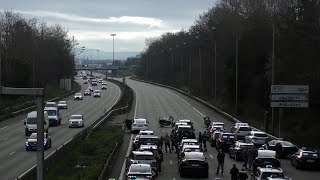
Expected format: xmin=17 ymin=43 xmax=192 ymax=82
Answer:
xmin=235 ymin=33 xmax=239 ymax=116
xmin=212 ymin=27 xmax=217 ymax=101
xmin=111 ymin=34 xmax=116 ymax=64
xmin=97 ymin=49 xmax=100 ymax=61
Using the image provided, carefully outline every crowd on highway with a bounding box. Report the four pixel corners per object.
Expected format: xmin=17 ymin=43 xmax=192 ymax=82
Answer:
xmin=24 ymin=73 xmax=107 ymax=151
xmin=123 ymin=115 xmax=320 ymax=180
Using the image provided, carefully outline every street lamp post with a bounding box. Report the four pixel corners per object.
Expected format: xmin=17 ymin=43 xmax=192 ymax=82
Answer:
xmin=97 ymin=50 xmax=100 ymax=61
xmin=235 ymin=33 xmax=239 ymax=116
xmin=111 ymin=34 xmax=116 ymax=64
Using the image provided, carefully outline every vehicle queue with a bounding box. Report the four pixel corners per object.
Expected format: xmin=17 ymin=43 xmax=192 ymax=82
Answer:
xmin=124 ymin=115 xmax=320 ymax=180
xmin=24 ymin=75 xmax=107 ymax=151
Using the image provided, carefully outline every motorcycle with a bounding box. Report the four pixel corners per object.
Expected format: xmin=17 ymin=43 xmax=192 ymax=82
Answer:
xmin=203 ymin=117 xmax=211 ymax=128
xmin=159 ymin=116 xmax=175 ymax=127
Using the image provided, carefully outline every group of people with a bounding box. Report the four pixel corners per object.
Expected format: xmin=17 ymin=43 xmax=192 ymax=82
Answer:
xmin=242 ymin=148 xmax=258 ymax=171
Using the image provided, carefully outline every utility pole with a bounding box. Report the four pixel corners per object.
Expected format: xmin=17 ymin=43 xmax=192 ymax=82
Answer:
xmin=199 ymin=47 xmax=202 ymax=96
xmin=111 ymin=34 xmax=116 ymax=64
xmin=180 ymin=55 xmax=183 ymax=73
xmin=235 ymin=34 xmax=239 ymax=116
xmin=271 ymin=0 xmax=276 ymax=135
xmin=214 ymin=38 xmax=217 ymax=101
xmin=189 ymin=56 xmax=191 ymax=94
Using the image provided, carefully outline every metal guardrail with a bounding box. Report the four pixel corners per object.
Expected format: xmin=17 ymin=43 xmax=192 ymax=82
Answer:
xmin=131 ymin=78 xmax=278 ymax=140
xmin=16 ymin=79 xmax=133 ymax=180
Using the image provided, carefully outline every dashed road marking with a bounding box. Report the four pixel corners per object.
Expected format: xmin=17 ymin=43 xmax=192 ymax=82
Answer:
xmin=173 ymin=178 xmax=176 ymax=180
xmin=192 ymin=107 xmax=205 ymax=117
xmin=3 ymin=138 xmax=9 ymax=141
xmin=162 ymin=130 xmax=165 ymax=133
xmin=9 ymin=151 xmax=15 ymax=156
xmin=210 ymin=154 xmax=214 ymax=159
xmin=181 ymin=98 xmax=190 ymax=105
xmin=0 ymin=126 xmax=8 ymax=131
xmin=170 ymin=160 xmax=173 ymax=165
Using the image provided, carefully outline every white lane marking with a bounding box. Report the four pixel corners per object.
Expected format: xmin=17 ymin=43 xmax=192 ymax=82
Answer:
xmin=9 ymin=151 xmax=15 ymax=156
xmin=119 ymin=91 xmax=138 ymax=180
xmin=173 ymin=178 xmax=176 ymax=180
xmin=0 ymin=126 xmax=8 ymax=131
xmin=3 ymin=138 xmax=8 ymax=141
xmin=193 ymin=107 xmax=205 ymax=117
xmin=162 ymin=130 xmax=164 ymax=133
xmin=210 ymin=154 xmax=214 ymax=159
xmin=170 ymin=160 xmax=173 ymax=165
xmin=181 ymin=98 xmax=190 ymax=105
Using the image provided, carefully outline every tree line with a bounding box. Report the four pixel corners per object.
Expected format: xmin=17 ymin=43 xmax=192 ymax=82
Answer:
xmin=137 ymin=0 xmax=320 ymax=145
xmin=0 ymin=11 xmax=76 ymax=88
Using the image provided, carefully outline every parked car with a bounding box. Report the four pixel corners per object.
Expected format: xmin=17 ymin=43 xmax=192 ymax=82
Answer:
xmin=25 ymin=133 xmax=52 ymax=151
xmin=132 ymin=135 xmax=160 ymax=151
xmin=291 ymin=147 xmax=320 ymax=169
xmin=57 ymin=101 xmax=67 ymax=109
xmin=131 ymin=118 xmax=149 ymax=133
xmin=138 ymin=130 xmax=154 ymax=135
xmin=229 ymin=141 xmax=255 ymax=161
xmin=264 ymin=140 xmax=298 ymax=157
xmin=126 ymin=151 xmax=159 ymax=174
xmin=178 ymin=152 xmax=208 ymax=178
xmin=252 ymin=150 xmax=281 ymax=173
xmin=251 ymin=166 xmax=291 ymax=180
xmin=138 ymin=144 xmax=158 ymax=152
xmin=235 ymin=125 xmax=252 ymax=140
xmin=231 ymin=122 xmax=249 ymax=132
xmin=74 ymin=93 xmax=83 ymax=100
xmin=245 ymin=131 xmax=269 ymax=147
xmin=178 ymin=144 xmax=202 ymax=159
xmin=68 ymin=114 xmax=84 ymax=128
xmin=126 ymin=164 xmax=156 ymax=180
xmin=175 ymin=125 xmax=196 ymax=141
xmin=216 ymin=132 xmax=236 ymax=151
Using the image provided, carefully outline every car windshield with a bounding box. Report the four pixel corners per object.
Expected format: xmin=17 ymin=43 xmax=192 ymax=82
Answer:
xmin=27 ymin=117 xmax=37 ymax=124
xmin=75 ymin=93 xmax=81 ymax=96
xmin=71 ymin=115 xmax=82 ymax=119
xmin=129 ymin=166 xmax=151 ymax=173
xmin=45 ymin=103 xmax=55 ymax=107
xmin=280 ymin=141 xmax=294 ymax=146
xmin=45 ymin=110 xmax=57 ymax=116
xmin=59 ymin=101 xmax=66 ymax=104
xmin=94 ymin=90 xmax=100 ymax=93
xmin=255 ymin=133 xmax=268 ymax=137
xmin=140 ymin=138 xmax=159 ymax=145
xmin=135 ymin=119 xmax=146 ymax=124
xmin=239 ymin=127 xmax=251 ymax=131
xmin=29 ymin=134 xmax=37 ymax=139
xmin=135 ymin=155 xmax=155 ymax=160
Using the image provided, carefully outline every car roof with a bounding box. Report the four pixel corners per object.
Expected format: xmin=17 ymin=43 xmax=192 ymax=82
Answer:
xmin=237 ymin=141 xmax=254 ymax=146
xmin=71 ymin=114 xmax=82 ymax=117
xmin=44 ymin=107 xmax=57 ymax=110
xmin=134 ymin=118 xmax=147 ymax=121
xmin=178 ymin=119 xmax=191 ymax=122
xmin=183 ymin=144 xmax=200 ymax=149
xmin=258 ymin=150 xmax=277 ymax=158
xmin=212 ymin=122 xmax=224 ymax=125
xmin=251 ymin=131 xmax=266 ymax=134
xmin=139 ymin=135 xmax=159 ymax=139
xmin=177 ymin=125 xmax=192 ymax=128
xmin=128 ymin=164 xmax=151 ymax=173
xmin=132 ymin=151 xmax=154 ymax=156
xmin=181 ymin=139 xmax=198 ymax=143
xmin=46 ymin=102 xmax=56 ymax=104
xmin=258 ymin=167 xmax=283 ymax=173
xmin=139 ymin=145 xmax=158 ymax=149
xmin=58 ymin=101 xmax=66 ymax=103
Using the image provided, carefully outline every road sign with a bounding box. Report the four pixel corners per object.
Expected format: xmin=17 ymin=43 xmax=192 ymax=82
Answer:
xmin=270 ymin=85 xmax=309 ymax=108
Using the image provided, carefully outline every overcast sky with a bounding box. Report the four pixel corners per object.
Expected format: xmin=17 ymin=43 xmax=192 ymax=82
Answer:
xmin=1 ymin=0 xmax=216 ymax=53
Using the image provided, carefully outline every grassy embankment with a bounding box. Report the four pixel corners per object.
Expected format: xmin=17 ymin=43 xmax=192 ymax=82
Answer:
xmin=45 ymin=125 xmax=123 ymax=180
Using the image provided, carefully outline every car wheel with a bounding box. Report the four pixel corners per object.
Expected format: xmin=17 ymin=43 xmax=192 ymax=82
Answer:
xmin=179 ymin=168 xmax=184 ymax=177
xmin=295 ymin=162 xmax=300 ymax=169
xmin=203 ymin=171 xmax=209 ymax=178
xmin=160 ymin=124 xmax=164 ymax=127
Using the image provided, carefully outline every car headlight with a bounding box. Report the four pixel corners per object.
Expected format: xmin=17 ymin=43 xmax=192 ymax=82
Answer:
xmin=44 ymin=140 xmax=47 ymax=145
xmin=25 ymin=142 xmax=29 ymax=146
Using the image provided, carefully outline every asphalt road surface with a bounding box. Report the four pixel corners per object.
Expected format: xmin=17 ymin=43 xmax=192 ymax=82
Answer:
xmin=0 ymin=77 xmax=120 ymax=180
xmin=119 ymin=78 xmax=320 ymax=180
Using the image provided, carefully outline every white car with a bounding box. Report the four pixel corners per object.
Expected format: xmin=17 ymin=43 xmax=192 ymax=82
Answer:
xmin=45 ymin=102 xmax=56 ymax=108
xmin=74 ymin=93 xmax=83 ymax=100
xmin=57 ymin=101 xmax=68 ymax=109
xmin=131 ymin=118 xmax=149 ymax=133
xmin=93 ymin=90 xmax=101 ymax=97
xmin=126 ymin=164 xmax=155 ymax=180
xmin=69 ymin=115 xmax=84 ymax=128
xmin=102 ymin=82 xmax=107 ymax=86
xmin=245 ymin=131 xmax=269 ymax=146
xmin=98 ymin=79 xmax=103 ymax=83
xmin=101 ymin=85 xmax=107 ymax=90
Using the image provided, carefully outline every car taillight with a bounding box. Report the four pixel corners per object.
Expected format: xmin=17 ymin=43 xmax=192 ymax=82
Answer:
xmin=298 ymin=156 xmax=304 ymax=161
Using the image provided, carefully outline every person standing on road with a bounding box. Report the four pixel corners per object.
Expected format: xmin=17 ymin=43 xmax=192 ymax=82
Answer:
xmin=230 ymin=164 xmax=239 ymax=180
xmin=247 ymin=148 xmax=255 ymax=170
xmin=202 ymin=130 xmax=208 ymax=151
xmin=159 ymin=135 xmax=164 ymax=149
xmin=170 ymin=131 xmax=175 ymax=151
xmin=216 ymin=149 xmax=225 ymax=175
xmin=198 ymin=132 xmax=203 ymax=149
xmin=242 ymin=149 xmax=248 ymax=170
xmin=164 ymin=133 xmax=171 ymax=153
xmin=152 ymin=148 xmax=162 ymax=172
xmin=275 ymin=142 xmax=283 ymax=158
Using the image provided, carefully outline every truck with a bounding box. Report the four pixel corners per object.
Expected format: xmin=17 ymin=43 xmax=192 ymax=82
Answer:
xmin=25 ymin=111 xmax=49 ymax=136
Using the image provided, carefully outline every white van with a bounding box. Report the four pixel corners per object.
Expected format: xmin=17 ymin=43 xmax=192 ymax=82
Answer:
xmin=25 ymin=111 xmax=49 ymax=136
xmin=44 ymin=107 xmax=61 ymax=126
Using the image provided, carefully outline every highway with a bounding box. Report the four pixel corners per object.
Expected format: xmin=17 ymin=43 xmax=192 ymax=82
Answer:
xmin=0 ymin=77 xmax=121 ymax=180
xmin=121 ymin=78 xmax=320 ymax=180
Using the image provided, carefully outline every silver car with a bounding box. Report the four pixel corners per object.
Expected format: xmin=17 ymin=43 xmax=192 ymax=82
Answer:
xmin=69 ymin=115 xmax=84 ymax=128
xmin=57 ymin=101 xmax=68 ymax=109
xmin=74 ymin=93 xmax=83 ymax=100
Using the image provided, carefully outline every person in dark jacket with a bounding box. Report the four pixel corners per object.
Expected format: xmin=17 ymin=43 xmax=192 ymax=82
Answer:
xmin=216 ymin=149 xmax=225 ymax=175
xmin=202 ymin=130 xmax=208 ymax=150
xmin=238 ymin=167 xmax=248 ymax=180
xmin=275 ymin=142 xmax=283 ymax=158
xmin=198 ymin=132 xmax=203 ymax=149
xmin=164 ymin=133 xmax=171 ymax=153
xmin=242 ymin=149 xmax=248 ymax=169
xmin=230 ymin=164 xmax=239 ymax=180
